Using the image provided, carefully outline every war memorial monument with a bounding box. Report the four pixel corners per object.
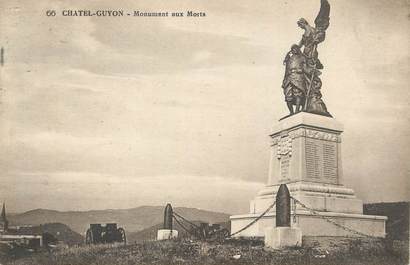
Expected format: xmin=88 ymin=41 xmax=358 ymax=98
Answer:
xmin=230 ymin=0 xmax=387 ymax=240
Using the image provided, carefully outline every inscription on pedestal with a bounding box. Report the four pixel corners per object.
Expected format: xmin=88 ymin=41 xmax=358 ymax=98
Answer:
xmin=323 ymin=143 xmax=337 ymax=179
xmin=280 ymin=156 xmax=291 ymax=181
xmin=306 ymin=139 xmax=321 ymax=179
xmin=305 ymin=138 xmax=337 ymax=183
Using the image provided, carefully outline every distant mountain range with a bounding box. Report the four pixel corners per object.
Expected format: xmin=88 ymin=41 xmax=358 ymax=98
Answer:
xmin=9 ymin=206 xmax=231 ymax=236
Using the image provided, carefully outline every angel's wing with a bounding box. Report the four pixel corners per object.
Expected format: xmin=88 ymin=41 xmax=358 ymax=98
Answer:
xmin=314 ymin=0 xmax=330 ymax=31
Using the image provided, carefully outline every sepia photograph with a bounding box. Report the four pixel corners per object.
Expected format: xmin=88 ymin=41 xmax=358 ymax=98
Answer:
xmin=0 ymin=0 xmax=409 ymax=264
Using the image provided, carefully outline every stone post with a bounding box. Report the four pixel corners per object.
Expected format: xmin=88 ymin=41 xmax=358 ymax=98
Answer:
xmin=276 ymin=184 xmax=291 ymax=227
xmin=157 ymin=203 xmax=178 ymax=240
xmin=265 ymin=184 xmax=302 ymax=249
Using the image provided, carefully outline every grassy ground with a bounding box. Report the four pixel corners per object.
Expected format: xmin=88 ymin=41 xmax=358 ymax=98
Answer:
xmin=0 ymin=237 xmax=408 ymax=265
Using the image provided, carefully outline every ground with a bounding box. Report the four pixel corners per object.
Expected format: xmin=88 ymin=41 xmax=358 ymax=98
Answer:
xmin=0 ymin=237 xmax=408 ymax=265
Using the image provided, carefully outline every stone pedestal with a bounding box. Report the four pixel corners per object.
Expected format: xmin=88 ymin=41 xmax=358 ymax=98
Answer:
xmin=230 ymin=112 xmax=387 ymax=238
xmin=157 ymin=229 xmax=178 ymax=240
xmin=265 ymin=227 xmax=302 ymax=249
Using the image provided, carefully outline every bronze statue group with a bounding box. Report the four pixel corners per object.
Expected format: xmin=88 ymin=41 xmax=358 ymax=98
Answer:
xmin=281 ymin=0 xmax=332 ymax=117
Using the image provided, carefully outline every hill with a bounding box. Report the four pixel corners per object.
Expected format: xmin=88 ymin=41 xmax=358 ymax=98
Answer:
xmin=41 ymin=223 xmax=84 ymax=245
xmin=9 ymin=206 xmax=230 ymax=235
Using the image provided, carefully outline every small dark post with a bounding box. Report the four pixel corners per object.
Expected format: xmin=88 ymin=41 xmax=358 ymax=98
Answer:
xmin=163 ymin=203 xmax=173 ymax=230
xmin=276 ymin=184 xmax=291 ymax=227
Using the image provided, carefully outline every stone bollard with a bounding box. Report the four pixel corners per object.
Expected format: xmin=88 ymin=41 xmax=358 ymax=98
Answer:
xmin=157 ymin=203 xmax=178 ymax=240
xmin=264 ymin=184 xmax=302 ymax=249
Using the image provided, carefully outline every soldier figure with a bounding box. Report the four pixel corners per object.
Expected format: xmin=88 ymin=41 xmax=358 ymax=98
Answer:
xmin=282 ymin=45 xmax=308 ymax=114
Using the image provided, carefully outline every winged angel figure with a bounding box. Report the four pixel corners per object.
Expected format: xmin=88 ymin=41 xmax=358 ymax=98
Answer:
xmin=282 ymin=0 xmax=332 ymax=117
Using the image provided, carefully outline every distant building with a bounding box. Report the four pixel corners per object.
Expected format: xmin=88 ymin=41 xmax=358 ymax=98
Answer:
xmin=0 ymin=203 xmax=43 ymax=249
xmin=0 ymin=202 xmax=9 ymax=233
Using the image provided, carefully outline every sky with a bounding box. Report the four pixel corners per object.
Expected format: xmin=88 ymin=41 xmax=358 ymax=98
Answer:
xmin=0 ymin=0 xmax=409 ymax=214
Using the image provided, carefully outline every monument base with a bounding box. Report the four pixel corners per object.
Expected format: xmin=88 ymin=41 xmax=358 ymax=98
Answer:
xmin=230 ymin=210 xmax=386 ymax=238
xmin=157 ymin=229 xmax=178 ymax=240
xmin=264 ymin=227 xmax=302 ymax=249
xmin=230 ymin=112 xmax=387 ymax=238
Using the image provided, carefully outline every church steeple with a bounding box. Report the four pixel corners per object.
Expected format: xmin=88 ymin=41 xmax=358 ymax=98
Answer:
xmin=1 ymin=202 xmax=8 ymax=232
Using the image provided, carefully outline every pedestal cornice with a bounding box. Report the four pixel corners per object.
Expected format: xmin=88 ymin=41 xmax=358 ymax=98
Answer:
xmin=272 ymin=112 xmax=344 ymax=136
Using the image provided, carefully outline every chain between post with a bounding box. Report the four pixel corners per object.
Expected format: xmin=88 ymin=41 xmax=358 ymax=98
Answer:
xmin=171 ymin=194 xmax=381 ymax=240
xmin=173 ymin=211 xmax=201 ymax=229
xmin=229 ymin=201 xmax=276 ymax=238
xmin=172 ymin=215 xmax=198 ymax=237
xmin=291 ymin=196 xmax=381 ymax=239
